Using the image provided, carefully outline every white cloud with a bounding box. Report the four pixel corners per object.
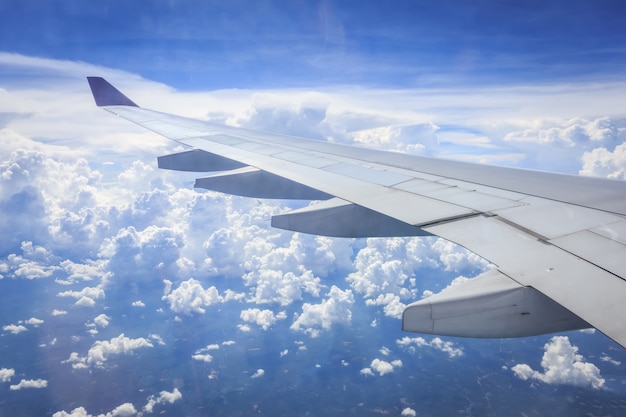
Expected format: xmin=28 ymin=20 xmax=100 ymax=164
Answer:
xmin=52 ymin=402 xmax=137 ymax=417
xmin=143 ymin=388 xmax=182 ymax=413
xmin=64 ymin=333 xmax=153 ymax=369
xmin=580 ymin=142 xmax=626 ymax=179
xmin=251 ymin=369 xmax=265 ymax=379
xmin=240 ymin=308 xmax=287 ymax=330
xmin=93 ymin=314 xmax=110 ymax=328
xmin=359 ymin=368 xmax=374 ymax=376
xmin=290 ymin=286 xmax=354 ymax=336
xmin=396 ymin=336 xmax=464 ymax=359
xmin=511 ymin=336 xmax=605 ymax=390
xmin=0 ymin=368 xmax=15 ymax=382
xmin=347 ymin=237 xmax=488 ymax=319
xmin=25 ymin=317 xmax=44 ymax=326
xmin=401 ymin=408 xmax=417 ymax=416
xmin=600 ymin=355 xmax=621 ymax=366
xmin=163 ymin=278 xmax=243 ymax=315
xmin=9 ymin=378 xmax=48 ymax=390
xmin=3 ymin=324 xmax=28 ymax=334
xmin=52 ymin=309 xmax=67 ymax=316
xmin=131 ymin=300 xmax=145 ymax=307
xmin=361 ymin=358 xmax=402 ymax=376
xmin=57 ymin=286 xmax=105 ymax=307
xmin=191 ymin=353 xmax=213 ymax=363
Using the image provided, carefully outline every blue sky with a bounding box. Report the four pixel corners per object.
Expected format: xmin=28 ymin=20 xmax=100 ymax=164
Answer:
xmin=3 ymin=0 xmax=626 ymax=89
xmin=1 ymin=1 xmax=626 ymax=416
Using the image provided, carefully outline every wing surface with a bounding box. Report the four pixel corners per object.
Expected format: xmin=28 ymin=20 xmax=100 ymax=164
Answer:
xmin=88 ymin=77 xmax=626 ymax=347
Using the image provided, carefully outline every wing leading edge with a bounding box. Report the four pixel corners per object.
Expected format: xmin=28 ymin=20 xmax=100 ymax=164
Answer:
xmin=88 ymin=77 xmax=626 ymax=348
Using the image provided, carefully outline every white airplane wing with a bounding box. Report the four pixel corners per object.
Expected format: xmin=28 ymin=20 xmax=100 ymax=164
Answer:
xmin=88 ymin=77 xmax=626 ymax=348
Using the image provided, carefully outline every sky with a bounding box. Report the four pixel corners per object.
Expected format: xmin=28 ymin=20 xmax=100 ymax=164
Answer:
xmin=1 ymin=1 xmax=626 ymax=416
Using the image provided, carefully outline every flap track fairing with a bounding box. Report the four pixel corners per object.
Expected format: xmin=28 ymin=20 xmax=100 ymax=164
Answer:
xmin=271 ymin=198 xmax=432 ymax=238
xmin=158 ymin=149 xmax=246 ymax=172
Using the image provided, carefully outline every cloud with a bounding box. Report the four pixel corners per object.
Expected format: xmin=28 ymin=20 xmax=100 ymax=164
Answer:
xmin=3 ymin=324 xmax=28 ymax=334
xmin=191 ymin=353 xmax=213 ymax=363
xmin=600 ymin=355 xmax=621 ymax=366
xmin=401 ymin=408 xmax=417 ymax=416
xmin=52 ymin=403 xmax=137 ymax=417
xmin=57 ymin=286 xmax=105 ymax=307
xmin=93 ymin=314 xmax=110 ymax=328
xmin=240 ymin=308 xmax=287 ymax=330
xmin=396 ymin=336 xmax=464 ymax=359
xmin=9 ymin=378 xmax=48 ymax=390
xmin=162 ymin=278 xmax=244 ymax=315
xmin=25 ymin=317 xmax=44 ymax=326
xmin=580 ymin=142 xmax=626 ymax=179
xmin=64 ymin=334 xmax=153 ymax=369
xmin=143 ymin=388 xmax=182 ymax=413
xmin=347 ymin=237 xmax=489 ymax=319
xmin=290 ymin=286 xmax=354 ymax=337
xmin=0 ymin=368 xmax=15 ymax=382
xmin=511 ymin=336 xmax=605 ymax=389
xmin=360 ymin=358 xmax=402 ymax=376
xmin=1 ymin=242 xmax=58 ymax=280
xmin=251 ymin=369 xmax=265 ymax=379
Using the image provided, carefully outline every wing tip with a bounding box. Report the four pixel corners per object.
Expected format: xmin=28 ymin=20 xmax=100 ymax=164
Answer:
xmin=86 ymin=77 xmax=139 ymax=107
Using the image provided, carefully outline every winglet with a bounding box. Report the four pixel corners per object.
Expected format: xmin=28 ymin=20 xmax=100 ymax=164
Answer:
xmin=87 ymin=77 xmax=138 ymax=107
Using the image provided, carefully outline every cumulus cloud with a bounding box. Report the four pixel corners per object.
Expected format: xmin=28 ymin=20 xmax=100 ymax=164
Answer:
xmin=3 ymin=324 xmax=28 ymax=334
xmin=351 ymin=123 xmax=440 ymax=155
xmin=143 ymin=388 xmax=182 ymax=413
xmin=360 ymin=358 xmax=402 ymax=376
xmin=9 ymin=378 xmax=48 ymax=390
xmin=250 ymin=369 xmax=265 ymax=379
xmin=1 ymin=242 xmax=58 ymax=280
xmin=25 ymin=317 xmax=44 ymax=326
xmin=580 ymin=142 xmax=626 ymax=179
xmin=347 ymin=237 xmax=488 ymax=319
xmin=93 ymin=314 xmax=110 ymax=328
xmin=511 ymin=336 xmax=605 ymax=390
xmin=57 ymin=286 xmax=105 ymax=307
xmin=52 ymin=403 xmax=137 ymax=417
xmin=396 ymin=336 xmax=464 ymax=359
xmin=0 ymin=368 xmax=15 ymax=382
xmin=162 ymin=278 xmax=244 ymax=315
xmin=290 ymin=286 xmax=354 ymax=337
xmin=401 ymin=408 xmax=417 ymax=416
xmin=64 ymin=334 xmax=153 ymax=369
xmin=240 ymin=308 xmax=287 ymax=330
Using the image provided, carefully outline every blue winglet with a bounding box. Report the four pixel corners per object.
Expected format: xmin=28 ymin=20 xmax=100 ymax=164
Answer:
xmin=87 ymin=77 xmax=138 ymax=107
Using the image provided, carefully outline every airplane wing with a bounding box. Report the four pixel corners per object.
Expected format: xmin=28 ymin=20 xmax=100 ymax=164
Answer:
xmin=87 ymin=77 xmax=626 ymax=348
